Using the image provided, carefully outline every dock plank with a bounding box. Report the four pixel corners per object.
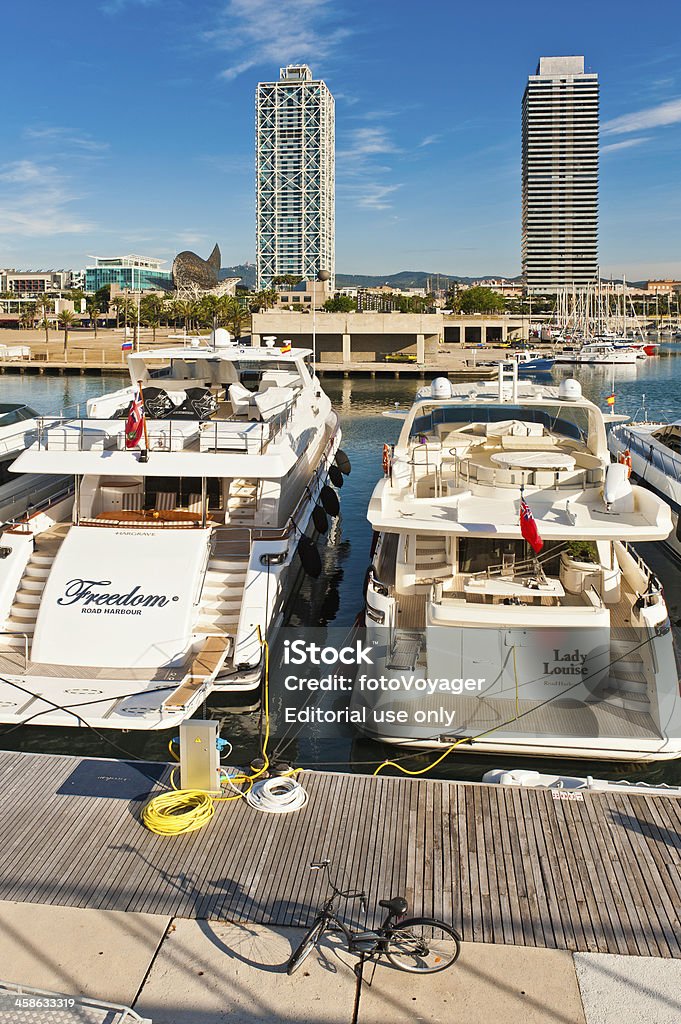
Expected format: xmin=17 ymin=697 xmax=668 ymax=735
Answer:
xmin=0 ymin=750 xmax=678 ymax=959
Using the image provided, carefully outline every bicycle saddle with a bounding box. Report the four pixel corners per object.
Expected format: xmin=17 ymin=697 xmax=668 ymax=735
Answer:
xmin=378 ymin=896 xmax=408 ymax=916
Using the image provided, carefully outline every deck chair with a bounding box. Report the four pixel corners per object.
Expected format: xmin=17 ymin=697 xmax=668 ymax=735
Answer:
xmin=155 ymin=491 xmax=177 ymax=511
xmin=121 ymin=492 xmax=143 ymax=512
xmin=187 ymin=493 xmax=203 ymax=514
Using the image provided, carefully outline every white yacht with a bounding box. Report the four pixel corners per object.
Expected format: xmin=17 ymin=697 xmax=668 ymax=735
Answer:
xmin=0 ymin=339 xmax=343 ymax=730
xmin=0 ymin=404 xmax=71 ymax=523
xmin=609 ymin=418 xmax=681 ymax=562
xmin=358 ymin=366 xmax=681 ymax=761
xmin=555 ymin=342 xmax=640 ymax=365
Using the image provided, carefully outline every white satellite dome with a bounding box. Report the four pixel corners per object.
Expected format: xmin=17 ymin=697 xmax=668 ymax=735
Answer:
xmin=431 ymin=377 xmax=453 ymax=399
xmin=212 ymin=327 xmax=232 ymax=348
xmin=558 ymin=379 xmax=582 ymax=402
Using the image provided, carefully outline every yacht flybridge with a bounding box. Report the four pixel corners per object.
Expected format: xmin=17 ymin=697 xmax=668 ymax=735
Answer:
xmin=0 ymin=340 xmax=343 ymax=730
xmin=359 ymin=366 xmax=681 ymax=761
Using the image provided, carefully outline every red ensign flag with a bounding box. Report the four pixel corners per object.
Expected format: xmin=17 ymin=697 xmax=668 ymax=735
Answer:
xmin=520 ymin=497 xmax=543 ymax=554
xmin=125 ymin=391 xmax=145 ymax=449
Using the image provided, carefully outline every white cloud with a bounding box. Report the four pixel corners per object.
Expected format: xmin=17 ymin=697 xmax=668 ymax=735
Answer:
xmin=419 ymin=134 xmax=441 ymax=148
xmin=340 ymin=182 xmax=402 ymax=211
xmin=24 ymin=126 xmax=109 ymax=154
xmin=339 ymin=126 xmax=400 ymax=160
xmin=207 ymin=0 xmax=351 ymax=81
xmin=0 ymin=160 xmax=94 ymax=237
xmin=603 ymin=97 xmax=681 ymax=135
xmin=101 ymin=0 xmax=159 ymax=14
xmin=601 ymin=136 xmax=651 ymax=154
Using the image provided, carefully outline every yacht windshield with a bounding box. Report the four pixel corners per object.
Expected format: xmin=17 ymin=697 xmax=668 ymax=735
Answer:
xmin=410 ymin=404 xmax=590 ymax=444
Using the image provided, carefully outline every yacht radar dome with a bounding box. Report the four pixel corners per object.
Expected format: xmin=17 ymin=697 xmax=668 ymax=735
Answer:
xmin=431 ymin=377 xmax=453 ymax=399
xmin=558 ymin=379 xmax=582 ymax=402
xmin=212 ymin=327 xmax=232 ymax=348
xmin=263 ymin=335 xmax=277 ymax=348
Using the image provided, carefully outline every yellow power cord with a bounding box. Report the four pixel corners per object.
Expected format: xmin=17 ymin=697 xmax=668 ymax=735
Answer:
xmin=373 ymin=645 xmax=522 ymax=779
xmin=142 ymin=631 xmax=279 ymax=835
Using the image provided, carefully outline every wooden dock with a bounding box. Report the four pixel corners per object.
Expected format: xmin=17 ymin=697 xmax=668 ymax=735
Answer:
xmin=0 ymin=750 xmax=679 ymax=957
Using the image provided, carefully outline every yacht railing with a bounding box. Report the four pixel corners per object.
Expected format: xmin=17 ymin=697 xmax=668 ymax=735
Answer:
xmin=0 ymin=483 xmax=74 ymax=535
xmin=34 ymin=390 xmax=303 ymax=456
xmin=614 ymin=425 xmax=681 ymax=485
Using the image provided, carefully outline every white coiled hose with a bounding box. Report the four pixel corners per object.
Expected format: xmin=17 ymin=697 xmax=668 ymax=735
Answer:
xmin=245 ymin=776 xmax=308 ymax=813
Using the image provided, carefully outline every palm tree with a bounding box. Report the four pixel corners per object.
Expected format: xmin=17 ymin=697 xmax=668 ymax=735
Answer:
xmin=19 ymin=303 xmax=37 ymax=329
xmin=57 ymin=310 xmax=77 ymax=360
xmin=36 ymin=294 xmax=52 ymax=342
xmin=249 ymin=289 xmax=278 ymax=313
xmin=86 ymin=297 xmax=101 ymax=338
xmin=140 ymin=294 xmax=163 ymax=342
xmin=219 ymin=296 xmax=250 ymax=340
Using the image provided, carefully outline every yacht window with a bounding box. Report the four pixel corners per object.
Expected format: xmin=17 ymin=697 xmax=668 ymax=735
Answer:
xmin=0 ymin=404 xmax=36 ymax=426
xmin=409 ymin=405 xmax=588 ymax=443
xmin=457 ymin=538 xmax=563 ymax=575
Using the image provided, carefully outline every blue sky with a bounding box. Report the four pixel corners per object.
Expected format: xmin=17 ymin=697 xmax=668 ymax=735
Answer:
xmin=1 ymin=0 xmax=680 ymax=280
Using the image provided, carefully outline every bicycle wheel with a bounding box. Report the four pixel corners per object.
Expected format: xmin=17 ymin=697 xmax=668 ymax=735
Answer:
xmin=286 ymin=919 xmax=326 ymax=975
xmin=386 ymin=917 xmax=461 ymax=973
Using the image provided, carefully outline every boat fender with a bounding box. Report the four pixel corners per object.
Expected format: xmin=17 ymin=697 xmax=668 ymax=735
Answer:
xmin=335 ymin=449 xmax=351 ymax=475
xmin=618 ymin=449 xmax=632 ymax=477
xmin=328 ymin=464 xmax=344 ymax=488
xmin=382 ymin=443 xmax=392 ymax=476
xmin=312 ymin=504 xmax=329 ymax=534
xmin=298 ymin=536 xmax=322 ymax=578
xmin=320 ymin=484 xmax=340 ymax=517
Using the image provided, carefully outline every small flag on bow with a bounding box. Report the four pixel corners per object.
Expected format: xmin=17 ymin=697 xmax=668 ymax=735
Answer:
xmin=606 ymin=393 xmax=615 ymax=407
xmin=520 ymin=496 xmax=543 ymax=554
xmin=125 ymin=390 xmax=145 ymax=449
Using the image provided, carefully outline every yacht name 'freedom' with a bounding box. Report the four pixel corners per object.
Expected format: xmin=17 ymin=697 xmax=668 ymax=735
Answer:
xmin=57 ymin=579 xmax=173 ymax=609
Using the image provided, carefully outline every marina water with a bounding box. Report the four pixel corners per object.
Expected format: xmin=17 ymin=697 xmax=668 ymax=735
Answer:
xmin=3 ymin=354 xmax=681 ymax=784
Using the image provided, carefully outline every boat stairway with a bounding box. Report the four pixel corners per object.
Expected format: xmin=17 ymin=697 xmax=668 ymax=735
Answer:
xmin=196 ymin=557 xmax=249 ymax=635
xmin=600 ymin=637 xmax=650 ymax=711
xmin=1 ymin=534 xmax=66 ymax=650
xmin=226 ymin=477 xmax=258 ymax=525
xmin=414 ymin=536 xmax=450 ymax=581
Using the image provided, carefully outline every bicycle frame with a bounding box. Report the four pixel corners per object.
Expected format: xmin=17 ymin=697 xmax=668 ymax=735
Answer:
xmin=308 ymin=882 xmax=402 ymax=960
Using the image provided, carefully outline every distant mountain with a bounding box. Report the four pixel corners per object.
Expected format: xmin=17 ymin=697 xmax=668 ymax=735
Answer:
xmin=220 ymin=264 xmax=256 ymax=289
xmin=221 ymin=265 xmax=521 ymax=292
xmin=335 ymin=271 xmax=521 ymax=289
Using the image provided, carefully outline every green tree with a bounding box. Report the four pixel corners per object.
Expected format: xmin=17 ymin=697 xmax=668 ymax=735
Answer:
xmin=249 ymin=290 xmax=278 ymax=312
xmin=36 ymin=294 xmax=52 ymax=342
xmin=57 ymin=309 xmax=77 ymax=359
xmin=94 ymin=285 xmax=111 ymax=311
xmin=140 ymin=294 xmax=164 ymax=341
xmin=86 ymin=297 xmax=101 ymax=337
xmin=323 ymin=295 xmax=356 ymax=312
xmin=454 ymin=286 xmax=505 ymax=314
xmin=19 ymin=303 xmax=37 ymax=329
xmin=114 ymin=296 xmax=136 ymax=329
xmin=272 ymin=274 xmax=303 ymax=289
xmin=219 ymin=296 xmax=250 ymax=339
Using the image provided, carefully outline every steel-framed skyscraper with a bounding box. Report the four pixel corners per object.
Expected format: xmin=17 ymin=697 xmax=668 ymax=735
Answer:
xmin=256 ymin=65 xmax=335 ymax=291
xmin=522 ymin=56 xmax=599 ymax=293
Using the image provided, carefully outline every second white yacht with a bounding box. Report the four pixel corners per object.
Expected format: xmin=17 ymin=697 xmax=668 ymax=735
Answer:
xmin=358 ymin=366 xmax=681 ymax=761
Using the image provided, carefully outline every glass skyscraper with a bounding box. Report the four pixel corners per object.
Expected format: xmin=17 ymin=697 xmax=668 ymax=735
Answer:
xmin=522 ymin=56 xmax=599 ymax=294
xmin=256 ymin=65 xmax=335 ymax=291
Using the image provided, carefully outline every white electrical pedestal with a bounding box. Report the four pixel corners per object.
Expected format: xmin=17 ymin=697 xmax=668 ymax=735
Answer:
xmin=179 ymin=720 xmax=221 ymax=793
